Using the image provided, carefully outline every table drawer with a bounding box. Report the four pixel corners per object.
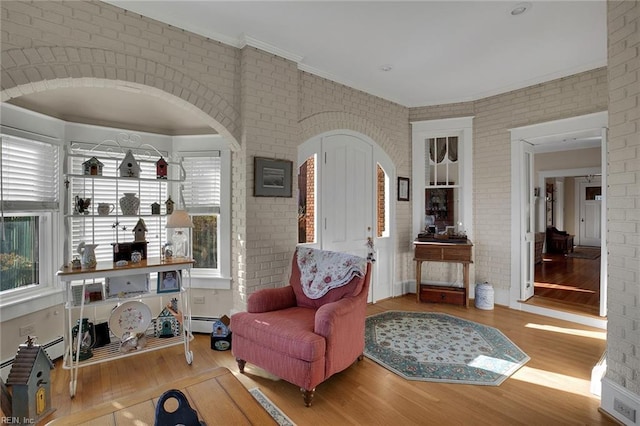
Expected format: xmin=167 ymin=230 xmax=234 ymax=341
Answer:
xmin=415 ymin=244 xmax=471 ymax=262
xmin=420 ymin=285 xmax=466 ymax=306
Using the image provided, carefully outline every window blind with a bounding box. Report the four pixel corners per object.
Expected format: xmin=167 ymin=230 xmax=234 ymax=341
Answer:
xmin=181 ymin=155 xmax=221 ymax=214
xmin=1 ymin=134 xmax=60 ymax=211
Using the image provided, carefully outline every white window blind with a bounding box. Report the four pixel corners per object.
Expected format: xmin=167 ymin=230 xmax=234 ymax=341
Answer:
xmin=1 ymin=134 xmax=59 ymax=211
xmin=69 ymin=145 xmax=167 ymax=263
xmin=181 ymin=154 xmax=221 ymax=214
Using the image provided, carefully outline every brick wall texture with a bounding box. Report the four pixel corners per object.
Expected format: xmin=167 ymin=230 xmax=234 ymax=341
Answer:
xmin=605 ymin=0 xmax=640 ymax=394
xmin=1 ymin=3 xmax=637 ymax=397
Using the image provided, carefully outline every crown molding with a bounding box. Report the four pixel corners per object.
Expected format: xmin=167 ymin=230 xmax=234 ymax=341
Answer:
xmin=239 ymin=34 xmax=304 ymax=64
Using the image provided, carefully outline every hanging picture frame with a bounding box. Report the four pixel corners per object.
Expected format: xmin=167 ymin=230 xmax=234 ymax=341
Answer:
xmin=253 ymin=157 xmax=293 ymax=197
xmin=397 ymin=177 xmax=410 ymax=201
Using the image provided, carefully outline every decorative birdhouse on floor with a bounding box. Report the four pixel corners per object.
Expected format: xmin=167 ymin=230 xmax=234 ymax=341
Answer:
xmin=5 ymin=337 xmax=55 ymax=424
xmin=156 ymin=157 xmax=168 ymax=179
xmin=82 ymin=156 xmax=103 ymax=176
xmin=132 ymin=218 xmax=147 ymax=242
xmin=155 ymin=306 xmax=181 ymax=338
xmin=118 ymin=150 xmax=140 ymax=178
xmin=210 ymin=315 xmax=232 ymax=351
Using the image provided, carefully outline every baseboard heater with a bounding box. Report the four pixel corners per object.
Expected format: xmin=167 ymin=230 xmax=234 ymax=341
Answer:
xmin=190 ymin=316 xmax=223 ymax=334
xmin=0 ymin=336 xmax=64 ymax=381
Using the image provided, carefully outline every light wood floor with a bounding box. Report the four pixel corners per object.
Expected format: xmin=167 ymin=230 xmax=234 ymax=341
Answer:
xmin=43 ymin=295 xmax=615 ymax=425
xmin=534 ymin=248 xmax=602 ymax=317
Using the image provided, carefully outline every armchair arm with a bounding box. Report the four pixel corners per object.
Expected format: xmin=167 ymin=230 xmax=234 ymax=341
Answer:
xmin=247 ymin=286 xmax=296 ymax=313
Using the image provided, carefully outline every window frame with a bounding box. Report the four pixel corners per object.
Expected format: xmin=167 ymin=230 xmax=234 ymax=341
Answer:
xmin=0 ymin=128 xmax=64 ymax=317
xmin=173 ymin=136 xmax=231 ymax=289
xmin=411 ymin=117 xmax=474 ymax=240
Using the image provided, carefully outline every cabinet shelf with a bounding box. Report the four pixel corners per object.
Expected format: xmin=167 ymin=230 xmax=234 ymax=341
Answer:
xmin=64 ymin=289 xmax=183 ymax=310
xmin=65 ymin=173 xmax=183 ymax=183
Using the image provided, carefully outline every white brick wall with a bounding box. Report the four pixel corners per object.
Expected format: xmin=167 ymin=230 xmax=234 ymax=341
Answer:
xmin=605 ymin=0 xmax=640 ymax=396
xmin=410 ymin=68 xmax=608 ymax=292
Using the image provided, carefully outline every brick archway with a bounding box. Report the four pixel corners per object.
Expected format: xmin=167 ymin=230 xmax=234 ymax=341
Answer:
xmin=1 ymin=47 xmax=240 ymax=149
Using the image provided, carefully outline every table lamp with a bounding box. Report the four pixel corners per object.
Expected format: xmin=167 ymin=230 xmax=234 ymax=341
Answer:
xmin=165 ymin=210 xmax=194 ymax=259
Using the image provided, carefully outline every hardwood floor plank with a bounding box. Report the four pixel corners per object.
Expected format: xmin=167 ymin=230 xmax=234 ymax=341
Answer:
xmin=43 ymin=295 xmax=614 ymax=425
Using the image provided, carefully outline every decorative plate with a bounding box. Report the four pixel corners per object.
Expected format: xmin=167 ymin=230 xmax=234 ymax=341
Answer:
xmin=109 ymin=301 xmax=152 ymax=338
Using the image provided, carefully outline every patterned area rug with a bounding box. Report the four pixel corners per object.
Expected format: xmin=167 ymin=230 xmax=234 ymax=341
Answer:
xmin=364 ymin=311 xmax=530 ymax=386
xmin=249 ymin=388 xmax=296 ymax=426
xmin=567 ymin=246 xmax=601 ymax=259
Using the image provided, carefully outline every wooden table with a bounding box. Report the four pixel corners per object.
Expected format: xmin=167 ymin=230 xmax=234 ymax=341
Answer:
xmin=414 ymin=240 xmax=473 ymax=307
xmin=46 ymin=367 xmax=277 ymax=425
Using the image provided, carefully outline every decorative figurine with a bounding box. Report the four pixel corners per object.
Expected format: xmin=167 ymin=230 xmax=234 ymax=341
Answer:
xmin=75 ymin=195 xmax=91 ymax=215
xmin=118 ymin=149 xmax=141 ymax=178
xmin=151 ymin=202 xmax=161 ymax=215
xmin=71 ymin=318 xmax=95 ymax=361
xmin=82 ymin=156 xmax=103 ymax=176
xmin=156 ymin=157 xmax=168 ymax=179
xmin=5 ymin=336 xmax=55 ymax=424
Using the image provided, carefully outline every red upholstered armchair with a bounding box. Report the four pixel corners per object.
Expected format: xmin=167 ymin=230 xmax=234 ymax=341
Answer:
xmin=231 ymin=248 xmax=371 ymax=407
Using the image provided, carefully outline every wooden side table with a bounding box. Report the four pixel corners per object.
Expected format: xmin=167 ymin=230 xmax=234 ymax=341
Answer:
xmin=414 ymin=240 xmax=473 ymax=307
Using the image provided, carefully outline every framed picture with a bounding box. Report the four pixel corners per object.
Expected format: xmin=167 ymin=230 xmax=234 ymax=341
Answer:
xmin=157 ymin=270 xmax=181 ymax=293
xmin=254 ymin=156 xmax=293 ymax=197
xmin=398 ymin=177 xmax=410 ymax=201
xmin=106 ymin=274 xmax=149 ymax=298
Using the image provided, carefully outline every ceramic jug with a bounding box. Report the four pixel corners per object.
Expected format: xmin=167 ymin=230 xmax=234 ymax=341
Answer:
xmin=77 ymin=241 xmax=98 ymax=268
xmin=97 ymin=203 xmax=115 ymax=216
xmin=120 ymin=193 xmax=140 ymax=215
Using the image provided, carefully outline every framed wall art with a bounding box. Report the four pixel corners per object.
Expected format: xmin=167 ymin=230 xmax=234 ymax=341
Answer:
xmin=157 ymin=270 xmax=181 ymax=293
xmin=254 ymin=156 xmax=293 ymax=197
xmin=397 ymin=177 xmax=410 ymax=201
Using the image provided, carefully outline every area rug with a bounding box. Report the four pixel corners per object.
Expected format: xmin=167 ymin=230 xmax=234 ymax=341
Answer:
xmin=567 ymin=246 xmax=601 ymax=259
xmin=249 ymin=387 xmax=296 ymax=426
xmin=364 ymin=311 xmax=530 ymax=386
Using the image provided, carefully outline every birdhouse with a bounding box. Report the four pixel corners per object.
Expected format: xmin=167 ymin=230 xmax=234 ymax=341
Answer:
xmin=165 ymin=196 xmax=175 ymax=215
xmin=5 ymin=337 xmax=55 ymax=424
xmin=151 ymin=202 xmax=161 ymax=215
xmin=156 ymin=157 xmax=168 ymax=179
xmin=82 ymin=156 xmax=103 ymax=176
xmin=132 ymin=218 xmax=147 ymax=242
xmin=210 ymin=315 xmax=232 ymax=351
xmin=118 ymin=150 xmax=141 ymax=178
xmin=155 ymin=306 xmax=181 ymax=338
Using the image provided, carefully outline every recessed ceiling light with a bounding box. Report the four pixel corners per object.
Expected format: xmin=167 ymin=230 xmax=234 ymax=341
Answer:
xmin=379 ymin=64 xmax=393 ymax=72
xmin=510 ymin=2 xmax=532 ymax=16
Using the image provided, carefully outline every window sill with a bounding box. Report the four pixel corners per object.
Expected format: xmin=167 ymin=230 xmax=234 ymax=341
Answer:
xmin=189 ymin=273 xmax=231 ymax=290
xmin=0 ymin=287 xmax=65 ymax=322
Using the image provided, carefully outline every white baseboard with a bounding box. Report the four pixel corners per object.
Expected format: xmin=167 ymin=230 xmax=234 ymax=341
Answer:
xmin=1 ymin=336 xmax=64 ymax=382
xmin=601 ymin=377 xmax=640 ymax=425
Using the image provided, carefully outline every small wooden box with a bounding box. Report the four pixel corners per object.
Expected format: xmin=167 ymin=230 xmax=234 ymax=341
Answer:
xmin=420 ymin=285 xmax=466 ymax=306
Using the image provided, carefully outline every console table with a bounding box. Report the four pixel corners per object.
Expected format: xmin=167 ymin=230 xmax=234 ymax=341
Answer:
xmin=414 ymin=240 xmax=473 ymax=307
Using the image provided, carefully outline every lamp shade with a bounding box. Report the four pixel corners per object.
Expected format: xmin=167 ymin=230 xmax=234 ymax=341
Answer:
xmin=165 ymin=210 xmax=194 ymax=229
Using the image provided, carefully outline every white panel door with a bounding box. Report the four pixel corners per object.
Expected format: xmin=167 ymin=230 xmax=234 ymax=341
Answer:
xmin=521 ymin=142 xmax=535 ymax=301
xmin=579 ymin=180 xmax=602 ymax=247
xmin=321 ymin=134 xmax=373 ymax=259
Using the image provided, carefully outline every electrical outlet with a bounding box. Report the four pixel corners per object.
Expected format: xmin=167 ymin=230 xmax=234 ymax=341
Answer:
xmin=193 ymin=296 xmax=205 ymax=304
xmin=19 ymin=324 xmax=35 ymax=336
xmin=614 ymin=398 xmax=636 ymax=422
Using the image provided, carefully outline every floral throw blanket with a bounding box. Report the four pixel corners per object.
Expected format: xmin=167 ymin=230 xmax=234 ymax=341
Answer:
xmin=297 ymin=247 xmax=367 ymax=299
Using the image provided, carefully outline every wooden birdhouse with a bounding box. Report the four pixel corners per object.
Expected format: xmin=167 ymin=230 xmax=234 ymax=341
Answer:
xmin=82 ymin=156 xmax=103 ymax=176
xmin=210 ymin=315 xmax=232 ymax=351
xmin=165 ymin=196 xmax=175 ymax=215
xmin=132 ymin=218 xmax=147 ymax=242
xmin=155 ymin=306 xmax=181 ymax=338
xmin=5 ymin=337 xmax=55 ymax=423
xmin=156 ymin=157 xmax=168 ymax=179
xmin=118 ymin=150 xmax=140 ymax=178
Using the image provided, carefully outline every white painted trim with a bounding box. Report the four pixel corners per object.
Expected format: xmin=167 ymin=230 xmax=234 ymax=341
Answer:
xmin=241 ymin=34 xmax=304 ymax=63
xmin=601 ymin=377 xmax=640 ymax=425
xmin=510 ymin=112 xmax=608 ymax=320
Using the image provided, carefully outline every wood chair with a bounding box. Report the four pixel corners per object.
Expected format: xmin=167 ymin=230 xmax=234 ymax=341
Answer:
xmin=546 ymin=227 xmax=574 ymax=254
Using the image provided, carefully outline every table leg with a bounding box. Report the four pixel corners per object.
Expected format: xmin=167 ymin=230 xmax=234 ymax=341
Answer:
xmin=463 ymin=263 xmax=469 ymax=308
xmin=416 ymin=260 xmax=422 ymax=303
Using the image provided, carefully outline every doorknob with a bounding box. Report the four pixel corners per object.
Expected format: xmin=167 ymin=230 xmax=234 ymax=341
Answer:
xmin=581 ymin=218 xmax=585 ymax=222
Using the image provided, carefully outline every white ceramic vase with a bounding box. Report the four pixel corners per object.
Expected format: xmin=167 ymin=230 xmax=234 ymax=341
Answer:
xmin=120 ymin=193 xmax=139 ymax=215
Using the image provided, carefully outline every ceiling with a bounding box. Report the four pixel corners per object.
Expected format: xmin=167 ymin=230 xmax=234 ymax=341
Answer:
xmin=8 ymin=1 xmax=607 ymax=136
